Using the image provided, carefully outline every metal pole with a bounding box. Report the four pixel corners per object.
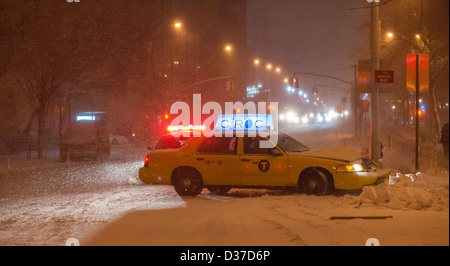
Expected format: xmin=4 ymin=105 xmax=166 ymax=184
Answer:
xmin=371 ymin=2 xmax=381 ymax=161
xmin=353 ymin=64 xmax=359 ymax=140
xmin=415 ymin=54 xmax=420 ymax=171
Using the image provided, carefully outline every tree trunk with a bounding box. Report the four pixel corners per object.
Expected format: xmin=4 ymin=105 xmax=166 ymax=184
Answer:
xmin=19 ymin=110 xmax=37 ymax=135
xmin=429 ymin=81 xmax=441 ymax=143
xmin=37 ymin=118 xmax=44 ymax=160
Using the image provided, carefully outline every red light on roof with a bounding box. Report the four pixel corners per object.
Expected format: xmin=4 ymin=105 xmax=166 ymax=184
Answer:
xmin=167 ymin=125 xmax=206 ymax=132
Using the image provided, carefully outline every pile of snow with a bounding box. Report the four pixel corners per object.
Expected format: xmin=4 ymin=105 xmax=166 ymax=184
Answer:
xmin=358 ymin=170 xmax=449 ymax=211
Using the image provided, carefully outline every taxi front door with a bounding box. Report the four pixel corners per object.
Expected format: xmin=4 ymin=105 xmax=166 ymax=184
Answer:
xmin=239 ymin=136 xmax=289 ymax=187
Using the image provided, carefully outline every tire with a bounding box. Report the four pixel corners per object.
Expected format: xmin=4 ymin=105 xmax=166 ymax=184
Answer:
xmin=172 ymin=168 xmax=204 ymax=197
xmin=206 ymin=186 xmax=231 ymax=195
xmin=298 ymin=169 xmax=329 ymax=195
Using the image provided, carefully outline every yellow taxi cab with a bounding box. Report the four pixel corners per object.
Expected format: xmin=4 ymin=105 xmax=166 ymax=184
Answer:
xmin=138 ymin=115 xmax=390 ymax=196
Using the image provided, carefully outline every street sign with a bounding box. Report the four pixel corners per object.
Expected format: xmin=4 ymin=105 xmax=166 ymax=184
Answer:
xmin=406 ymin=54 xmax=429 ymax=93
xmin=357 ymin=60 xmax=371 ymax=93
xmin=374 ymin=70 xmax=394 ymax=83
xmin=358 ymin=59 xmax=393 ymax=93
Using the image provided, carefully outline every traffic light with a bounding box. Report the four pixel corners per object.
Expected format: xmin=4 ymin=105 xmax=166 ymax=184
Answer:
xmin=288 ymin=77 xmax=299 ymax=89
xmin=226 ymin=81 xmax=236 ymax=91
xmin=418 ymin=109 xmax=424 ymax=117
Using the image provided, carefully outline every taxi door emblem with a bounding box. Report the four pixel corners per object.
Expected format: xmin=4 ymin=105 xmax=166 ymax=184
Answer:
xmin=258 ymin=160 xmax=270 ymax=172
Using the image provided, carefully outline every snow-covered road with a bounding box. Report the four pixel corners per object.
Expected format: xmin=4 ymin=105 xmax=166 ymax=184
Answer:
xmin=0 ymin=156 xmax=448 ymax=246
xmin=0 ymin=126 xmax=448 ymax=246
xmin=0 ymin=158 xmax=188 ymax=246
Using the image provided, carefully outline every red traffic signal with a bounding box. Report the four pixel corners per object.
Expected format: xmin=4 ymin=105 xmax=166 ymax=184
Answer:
xmin=361 ymin=100 xmax=370 ymax=113
xmin=417 ymin=109 xmax=424 ymax=117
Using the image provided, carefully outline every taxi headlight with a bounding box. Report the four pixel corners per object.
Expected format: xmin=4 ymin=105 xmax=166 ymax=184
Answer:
xmin=336 ymin=163 xmax=364 ymax=173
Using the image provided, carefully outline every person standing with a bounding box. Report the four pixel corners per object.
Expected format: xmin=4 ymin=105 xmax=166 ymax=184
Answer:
xmin=440 ymin=122 xmax=449 ymax=158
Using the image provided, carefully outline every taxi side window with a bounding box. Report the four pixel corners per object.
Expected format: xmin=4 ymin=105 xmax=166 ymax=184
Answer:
xmin=154 ymin=135 xmax=192 ymax=150
xmin=243 ymin=136 xmax=273 ymax=155
xmin=197 ymin=137 xmax=213 ymax=153
xmin=197 ymin=137 xmax=237 ymax=154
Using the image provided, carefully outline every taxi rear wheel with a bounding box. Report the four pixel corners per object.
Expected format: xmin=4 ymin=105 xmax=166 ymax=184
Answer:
xmin=172 ymin=168 xmax=204 ymax=197
xmin=298 ymin=169 xmax=329 ymax=195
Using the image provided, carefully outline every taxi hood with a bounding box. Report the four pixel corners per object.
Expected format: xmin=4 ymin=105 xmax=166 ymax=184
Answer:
xmin=290 ymin=147 xmax=361 ymax=163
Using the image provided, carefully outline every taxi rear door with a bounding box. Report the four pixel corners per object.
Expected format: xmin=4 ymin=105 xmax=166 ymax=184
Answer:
xmin=239 ymin=136 xmax=289 ymax=187
xmin=194 ymin=136 xmax=240 ymax=186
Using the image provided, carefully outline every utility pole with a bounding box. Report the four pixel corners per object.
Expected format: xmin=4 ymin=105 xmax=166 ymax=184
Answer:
xmin=352 ymin=64 xmax=359 ymax=141
xmin=370 ymin=2 xmax=381 ymax=161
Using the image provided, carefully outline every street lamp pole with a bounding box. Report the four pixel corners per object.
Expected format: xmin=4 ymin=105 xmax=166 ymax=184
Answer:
xmin=370 ymin=2 xmax=381 ymax=161
xmin=353 ymin=64 xmax=359 ymax=141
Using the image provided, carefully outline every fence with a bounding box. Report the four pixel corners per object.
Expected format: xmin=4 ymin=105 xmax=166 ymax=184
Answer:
xmin=3 ymin=134 xmax=60 ymax=158
xmin=386 ymin=132 xmax=441 ymax=172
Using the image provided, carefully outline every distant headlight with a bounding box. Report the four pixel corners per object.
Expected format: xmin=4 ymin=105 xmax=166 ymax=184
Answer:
xmin=336 ymin=163 xmax=364 ymax=173
xmin=301 ymin=116 xmax=309 ymax=124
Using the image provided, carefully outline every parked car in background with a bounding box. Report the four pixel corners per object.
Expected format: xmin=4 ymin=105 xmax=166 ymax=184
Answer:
xmin=60 ymin=118 xmax=110 ymax=161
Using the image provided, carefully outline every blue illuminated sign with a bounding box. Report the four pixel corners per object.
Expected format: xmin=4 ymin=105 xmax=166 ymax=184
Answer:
xmin=215 ymin=114 xmax=274 ymax=132
xmin=76 ymin=115 xmax=96 ymax=121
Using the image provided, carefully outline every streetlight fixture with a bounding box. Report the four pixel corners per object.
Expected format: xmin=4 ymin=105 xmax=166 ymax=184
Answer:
xmin=266 ymin=64 xmax=272 ymax=70
xmin=254 ymin=59 xmax=260 ymax=65
xmin=173 ymin=21 xmax=182 ymax=29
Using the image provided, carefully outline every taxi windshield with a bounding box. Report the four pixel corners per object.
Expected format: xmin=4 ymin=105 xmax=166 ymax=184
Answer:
xmin=276 ymin=133 xmax=309 ymax=153
xmin=154 ymin=135 xmax=193 ymax=150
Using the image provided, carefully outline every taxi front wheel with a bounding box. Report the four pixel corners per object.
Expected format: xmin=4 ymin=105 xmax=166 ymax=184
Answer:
xmin=298 ymin=169 xmax=329 ymax=195
xmin=172 ymin=168 xmax=204 ymax=197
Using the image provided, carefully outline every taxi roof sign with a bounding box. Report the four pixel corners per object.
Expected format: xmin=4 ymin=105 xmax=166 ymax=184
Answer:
xmin=215 ymin=114 xmax=274 ymax=132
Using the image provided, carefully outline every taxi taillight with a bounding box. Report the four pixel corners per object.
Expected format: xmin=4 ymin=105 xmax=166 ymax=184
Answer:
xmin=144 ymin=154 xmax=149 ymax=167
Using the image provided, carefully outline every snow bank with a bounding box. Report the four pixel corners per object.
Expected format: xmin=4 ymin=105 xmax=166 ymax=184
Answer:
xmin=358 ymin=170 xmax=449 ymax=211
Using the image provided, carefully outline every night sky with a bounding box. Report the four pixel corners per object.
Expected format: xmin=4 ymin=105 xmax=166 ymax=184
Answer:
xmin=248 ymin=0 xmax=368 ymax=104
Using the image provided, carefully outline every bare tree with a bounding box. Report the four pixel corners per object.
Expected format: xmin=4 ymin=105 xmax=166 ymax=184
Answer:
xmin=381 ymin=0 xmax=449 ymax=139
xmin=23 ymin=58 xmax=67 ymax=159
